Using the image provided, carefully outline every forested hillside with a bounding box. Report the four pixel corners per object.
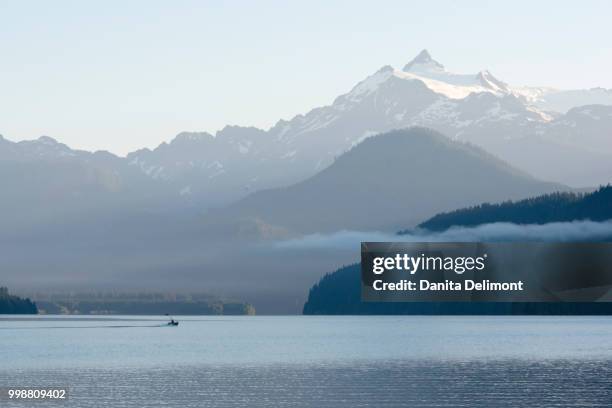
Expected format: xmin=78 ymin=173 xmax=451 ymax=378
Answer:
xmin=416 ymin=186 xmax=612 ymax=232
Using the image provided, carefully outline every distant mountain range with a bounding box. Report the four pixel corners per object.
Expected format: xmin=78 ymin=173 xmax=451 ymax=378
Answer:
xmin=0 ymin=134 xmax=181 ymax=231
xmin=3 ymin=50 xmax=611 ymax=216
xmin=125 ymin=49 xmax=612 ymax=194
xmin=212 ymin=128 xmax=564 ymax=233
xmin=124 ymin=51 xmax=610 ymax=199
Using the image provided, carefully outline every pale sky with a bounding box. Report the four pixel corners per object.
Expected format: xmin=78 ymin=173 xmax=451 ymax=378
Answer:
xmin=1 ymin=0 xmax=611 ymax=155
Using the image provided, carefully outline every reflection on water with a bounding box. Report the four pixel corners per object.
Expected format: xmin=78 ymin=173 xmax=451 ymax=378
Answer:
xmin=3 ymin=361 xmax=612 ymax=407
xmin=1 ymin=316 xmax=612 ymax=407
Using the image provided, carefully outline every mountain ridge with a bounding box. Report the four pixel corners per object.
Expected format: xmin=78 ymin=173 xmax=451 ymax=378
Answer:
xmin=3 ymin=50 xmax=612 ymax=210
xmin=211 ymin=127 xmax=565 ymax=233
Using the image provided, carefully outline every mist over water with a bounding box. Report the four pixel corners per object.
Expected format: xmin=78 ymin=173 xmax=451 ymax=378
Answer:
xmin=5 ymin=220 xmax=612 ymax=313
xmin=275 ymin=220 xmax=612 ymax=250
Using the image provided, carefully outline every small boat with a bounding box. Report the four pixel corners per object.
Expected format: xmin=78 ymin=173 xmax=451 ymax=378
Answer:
xmin=165 ymin=314 xmax=179 ymax=326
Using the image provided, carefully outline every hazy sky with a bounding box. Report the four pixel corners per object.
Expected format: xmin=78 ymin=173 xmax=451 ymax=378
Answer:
xmin=1 ymin=0 xmax=611 ymax=155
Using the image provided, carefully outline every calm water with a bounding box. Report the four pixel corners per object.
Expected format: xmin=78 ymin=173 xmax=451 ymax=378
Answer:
xmin=1 ymin=315 xmax=612 ymax=407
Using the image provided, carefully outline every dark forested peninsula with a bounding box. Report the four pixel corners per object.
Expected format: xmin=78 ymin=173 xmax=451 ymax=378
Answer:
xmin=302 ymin=264 xmax=612 ymax=315
xmin=0 ymin=287 xmax=38 ymax=314
xmin=304 ymin=186 xmax=612 ymax=315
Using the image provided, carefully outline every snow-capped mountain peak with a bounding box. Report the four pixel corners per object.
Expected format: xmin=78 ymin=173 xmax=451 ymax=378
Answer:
xmin=403 ymin=49 xmax=444 ymax=72
xmin=342 ymin=53 xmax=511 ymax=104
xmin=399 ymin=50 xmax=509 ymax=98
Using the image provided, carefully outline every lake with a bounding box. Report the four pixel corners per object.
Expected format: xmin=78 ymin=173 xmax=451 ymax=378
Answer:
xmin=1 ymin=315 xmax=612 ymax=407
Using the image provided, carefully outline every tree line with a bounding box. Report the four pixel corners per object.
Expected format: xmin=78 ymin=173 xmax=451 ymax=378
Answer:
xmin=0 ymin=286 xmax=38 ymax=314
xmin=415 ymin=185 xmax=612 ymax=232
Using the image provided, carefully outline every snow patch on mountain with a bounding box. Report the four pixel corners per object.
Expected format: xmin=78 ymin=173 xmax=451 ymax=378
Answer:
xmin=398 ymin=70 xmax=500 ymax=99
